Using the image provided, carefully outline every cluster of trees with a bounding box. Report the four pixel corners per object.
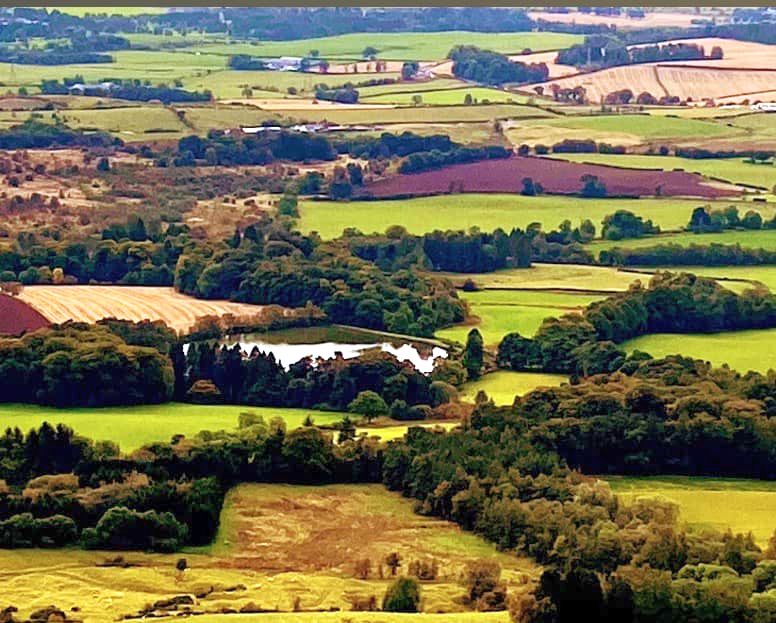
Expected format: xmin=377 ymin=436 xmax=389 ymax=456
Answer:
xmin=498 ymin=272 xmax=776 ymax=375
xmin=315 ymin=85 xmax=359 ymax=104
xmin=183 ymin=342 xmax=454 ymax=415
xmin=448 ymin=46 xmax=549 ymax=85
xmin=0 ymin=322 xmax=175 ymax=407
xmin=558 ymin=36 xmax=720 ymax=70
xmin=0 ymin=119 xmax=116 ymax=150
xmin=0 ymin=412 xmax=385 ymax=550
xmin=602 ymin=209 xmax=660 ymax=240
xmin=171 ymin=132 xmax=336 ymax=167
xmin=398 ymin=145 xmax=511 ymax=174
xmin=600 ymin=243 xmax=776 ymax=267
xmin=0 ymin=217 xmax=186 ymax=286
xmin=349 ymin=223 xmax=595 ymax=274
xmin=688 ymin=205 xmax=775 ymax=233
xmin=335 ymin=131 xmax=455 ymax=160
xmin=385 ymin=395 xmax=776 ymax=623
xmin=40 ymin=78 xmax=211 ymax=104
xmin=174 ymin=218 xmax=465 ymax=337
xmin=349 ymin=226 xmax=531 ymax=273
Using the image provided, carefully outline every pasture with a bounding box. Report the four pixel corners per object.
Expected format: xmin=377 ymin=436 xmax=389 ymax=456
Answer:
xmin=436 ymin=263 xmax=654 ymax=293
xmin=361 ymin=86 xmax=526 ymax=106
xmin=1 ymin=483 xmax=534 ymax=621
xmin=299 ymin=195 xmax=734 ymax=240
xmin=461 ymin=371 xmax=567 ymax=405
xmin=589 ymin=229 xmax=776 ymax=254
xmin=624 ymin=328 xmax=776 ymax=373
xmin=607 ymin=476 xmax=776 ymax=545
xmin=0 ymin=403 xmax=344 ymax=453
xmin=189 ymin=31 xmax=582 ymax=61
xmin=551 ymin=152 xmax=776 ymax=191
xmin=17 ymin=285 xmax=274 ymax=334
xmin=506 ymin=114 xmax=738 ymax=147
xmin=436 ymin=289 xmax=604 ymax=345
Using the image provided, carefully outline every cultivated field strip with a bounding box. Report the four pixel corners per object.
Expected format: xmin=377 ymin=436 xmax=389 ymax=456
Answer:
xmin=18 ymin=286 xmax=269 ymax=334
xmin=530 ymin=63 xmax=776 ymax=103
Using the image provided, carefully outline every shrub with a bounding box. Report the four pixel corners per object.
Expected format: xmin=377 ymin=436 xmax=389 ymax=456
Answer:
xmin=383 ymin=577 xmax=421 ymax=612
xmin=82 ymin=506 xmax=188 ymax=552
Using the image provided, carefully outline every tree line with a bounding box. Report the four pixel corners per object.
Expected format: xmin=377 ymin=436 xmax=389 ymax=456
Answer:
xmin=498 ymin=272 xmax=776 ymax=374
xmin=448 ymin=45 xmax=549 ymax=85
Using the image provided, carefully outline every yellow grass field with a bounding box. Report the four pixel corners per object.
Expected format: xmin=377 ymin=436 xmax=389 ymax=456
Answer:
xmin=527 ymin=9 xmax=709 ymax=30
xmin=1 ymin=484 xmax=536 ymax=622
xmin=629 ymin=37 xmax=776 ymax=70
xmin=18 ymin=286 xmax=272 ymax=334
xmin=530 ymin=64 xmax=776 ymax=104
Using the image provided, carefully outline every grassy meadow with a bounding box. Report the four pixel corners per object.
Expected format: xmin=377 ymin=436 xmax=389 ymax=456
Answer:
xmin=608 ymin=476 xmax=776 ymax=545
xmin=589 ymin=228 xmax=776 ymax=253
xmin=361 ymin=86 xmax=527 ymax=106
xmin=0 ymin=403 xmax=344 ymax=452
xmin=300 ymin=195 xmax=736 ymax=240
xmin=551 ymin=152 xmax=776 ymax=190
xmin=1 ymin=483 xmax=535 ymax=621
xmin=624 ymin=329 xmax=776 ymax=373
xmin=189 ymin=31 xmax=582 ymax=61
xmin=437 ymin=289 xmax=604 ymax=345
xmin=461 ymin=371 xmax=567 ymax=405
xmin=506 ymin=114 xmax=741 ymax=147
xmin=437 ymin=263 xmax=649 ymax=292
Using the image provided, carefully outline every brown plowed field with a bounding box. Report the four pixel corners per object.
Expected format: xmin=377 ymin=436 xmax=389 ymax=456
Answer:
xmin=359 ymin=156 xmax=741 ymax=198
xmin=17 ymin=286 xmax=272 ymax=334
xmin=628 ymin=37 xmax=776 ymax=70
xmin=0 ymin=293 xmax=50 ymax=335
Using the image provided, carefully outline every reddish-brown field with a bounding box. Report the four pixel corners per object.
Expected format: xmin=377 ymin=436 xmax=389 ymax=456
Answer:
xmin=358 ymin=156 xmax=740 ymax=198
xmin=0 ymin=293 xmax=50 ymax=335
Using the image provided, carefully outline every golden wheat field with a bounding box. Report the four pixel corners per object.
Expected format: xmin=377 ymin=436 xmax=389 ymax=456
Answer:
xmin=530 ymin=64 xmax=776 ymax=103
xmin=18 ymin=286 xmax=271 ymax=333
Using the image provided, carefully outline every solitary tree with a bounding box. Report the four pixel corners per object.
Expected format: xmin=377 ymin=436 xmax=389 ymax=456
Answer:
xmin=383 ymin=577 xmax=421 ymax=613
xmin=463 ymin=329 xmax=484 ymax=380
xmin=348 ymin=391 xmax=388 ymax=422
xmin=385 ymin=552 xmax=402 ymax=576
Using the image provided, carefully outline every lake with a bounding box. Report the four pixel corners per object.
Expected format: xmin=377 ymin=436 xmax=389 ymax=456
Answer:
xmin=220 ymin=326 xmax=448 ymax=374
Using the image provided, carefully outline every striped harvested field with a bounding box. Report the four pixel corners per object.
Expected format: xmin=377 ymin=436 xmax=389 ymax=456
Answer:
xmin=18 ymin=286 xmax=270 ymax=334
xmin=530 ymin=63 xmax=776 ymax=104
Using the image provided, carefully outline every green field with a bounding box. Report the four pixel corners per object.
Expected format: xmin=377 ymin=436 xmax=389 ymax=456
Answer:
xmin=188 ymin=31 xmax=582 ymax=61
xmin=589 ymin=228 xmax=776 ymax=253
xmin=507 ymin=114 xmax=741 ymax=147
xmin=437 ymin=289 xmax=604 ymax=345
xmin=649 ymin=265 xmax=776 ymax=292
xmin=461 ymin=370 xmax=567 ymax=405
xmin=438 ymin=263 xmax=650 ymax=292
xmin=46 ymin=6 xmax=169 ymax=16
xmin=550 ymin=152 xmax=776 ymax=191
xmin=362 ymin=86 xmax=528 ymax=106
xmin=0 ymin=403 xmax=344 ymax=452
xmin=624 ymin=328 xmax=776 ymax=373
xmin=300 ymin=195 xmax=738 ymax=240
xmin=608 ymin=476 xmax=776 ymax=545
xmin=181 ymin=69 xmax=401 ymax=99
xmin=283 ymin=103 xmax=553 ymax=125
xmin=357 ymin=78 xmax=466 ymax=97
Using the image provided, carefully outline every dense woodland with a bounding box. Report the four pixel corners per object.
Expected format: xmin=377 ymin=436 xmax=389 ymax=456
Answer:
xmin=449 ymin=46 xmax=550 ymax=85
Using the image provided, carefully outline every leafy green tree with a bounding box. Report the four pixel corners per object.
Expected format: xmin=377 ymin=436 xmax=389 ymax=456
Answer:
xmin=383 ymin=576 xmax=420 ymax=612
xmin=463 ymin=328 xmax=484 ymax=380
xmin=348 ymin=390 xmax=388 ymax=422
